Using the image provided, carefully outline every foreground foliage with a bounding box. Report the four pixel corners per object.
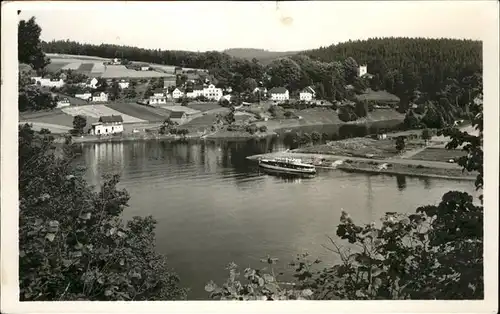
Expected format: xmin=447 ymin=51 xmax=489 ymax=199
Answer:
xmin=207 ymin=93 xmax=484 ymax=300
xmin=19 ymin=124 xmax=187 ymax=300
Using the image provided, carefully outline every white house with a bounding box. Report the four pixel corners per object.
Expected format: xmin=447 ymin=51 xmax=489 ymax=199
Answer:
xmin=90 ymin=115 xmax=124 ymax=135
xmin=118 ymin=80 xmax=129 ymax=89
xmin=222 ymin=94 xmax=232 ymax=102
xmin=31 ymin=77 xmax=65 ymax=88
xmin=75 ymin=92 xmax=92 ymax=101
xmin=140 ymin=66 xmax=150 ymax=71
xmin=203 ymin=84 xmax=223 ymax=101
xmin=186 ymin=86 xmax=204 ymax=99
xmin=111 ymin=58 xmax=121 ymax=65
xmin=269 ymin=87 xmax=289 ymax=101
xmin=357 ymin=65 xmax=368 ymax=77
xmin=87 ymin=78 xmax=99 ymax=89
xmin=172 ymin=88 xmax=184 ymax=99
xmin=149 ymin=95 xmax=167 ymax=105
xmin=92 ymin=92 xmax=108 ymax=102
xmin=56 ymin=98 xmax=71 ymax=108
xmin=152 ymin=89 xmax=165 ymax=97
xmin=299 ymin=86 xmax=316 ymax=101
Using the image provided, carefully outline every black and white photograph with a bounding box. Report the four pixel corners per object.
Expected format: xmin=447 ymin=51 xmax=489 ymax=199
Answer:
xmin=1 ymin=1 xmax=498 ymax=313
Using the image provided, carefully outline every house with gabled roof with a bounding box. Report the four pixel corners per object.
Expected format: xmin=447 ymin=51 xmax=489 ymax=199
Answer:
xmin=300 ymin=86 xmax=316 ymax=101
xmin=172 ymin=87 xmax=184 ymax=99
xmin=92 ymin=91 xmax=108 ymax=102
xmin=90 ymin=115 xmax=124 ymax=135
xmin=169 ymin=111 xmax=188 ymax=124
xmin=269 ymin=87 xmax=289 ymax=101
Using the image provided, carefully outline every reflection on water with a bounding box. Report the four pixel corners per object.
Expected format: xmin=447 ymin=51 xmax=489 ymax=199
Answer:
xmin=75 ymin=127 xmax=476 ymax=299
xmin=396 ymin=175 xmax=407 ymax=191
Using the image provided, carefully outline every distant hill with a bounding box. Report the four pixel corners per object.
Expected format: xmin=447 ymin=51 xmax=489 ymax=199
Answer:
xmin=222 ymin=48 xmax=300 ymax=65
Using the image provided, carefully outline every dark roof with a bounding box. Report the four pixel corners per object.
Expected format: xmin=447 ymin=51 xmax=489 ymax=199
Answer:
xmin=153 ymin=88 xmax=164 ymax=94
xmin=99 ymin=115 xmax=123 ymax=123
xmin=269 ymin=87 xmax=288 ymax=94
xmin=169 ymin=111 xmax=186 ymax=119
xmin=193 ymin=85 xmax=204 ymax=91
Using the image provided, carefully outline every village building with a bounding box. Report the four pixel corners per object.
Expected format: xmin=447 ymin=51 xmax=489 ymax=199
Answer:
xmin=224 ymin=86 xmax=233 ymax=94
xmin=203 ymin=84 xmax=223 ymax=101
xmin=90 ymin=115 xmax=124 ymax=135
xmin=140 ymin=66 xmax=150 ymax=71
xmin=152 ymin=89 xmax=165 ymax=97
xmin=86 ymin=78 xmax=99 ymax=89
xmin=169 ymin=111 xmax=188 ymax=124
xmin=172 ymin=88 xmax=185 ymax=99
xmin=92 ymin=92 xmax=108 ymax=103
xmin=269 ymin=87 xmax=289 ymax=101
xmin=31 ymin=77 xmax=65 ymax=88
xmin=59 ymin=73 xmax=68 ymax=81
xmin=186 ymin=85 xmax=204 ymax=99
xmin=75 ymin=92 xmax=92 ymax=101
xmin=111 ymin=58 xmax=121 ymax=65
xmin=357 ymin=65 xmax=368 ymax=77
xmin=149 ymin=89 xmax=166 ymax=105
xmin=299 ymin=86 xmax=316 ymax=101
xmin=56 ymin=98 xmax=71 ymax=108
xmin=118 ymin=80 xmax=130 ymax=89
xmin=221 ymin=94 xmax=232 ymax=102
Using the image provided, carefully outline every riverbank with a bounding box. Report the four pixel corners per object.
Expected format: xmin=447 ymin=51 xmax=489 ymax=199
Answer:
xmin=246 ymin=151 xmax=476 ymax=181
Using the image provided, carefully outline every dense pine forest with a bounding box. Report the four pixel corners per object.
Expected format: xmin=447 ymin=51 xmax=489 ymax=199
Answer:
xmin=303 ymin=37 xmax=482 ymax=97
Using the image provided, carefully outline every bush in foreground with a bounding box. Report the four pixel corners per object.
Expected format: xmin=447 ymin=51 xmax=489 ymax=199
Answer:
xmin=18 ymin=124 xmax=187 ymax=300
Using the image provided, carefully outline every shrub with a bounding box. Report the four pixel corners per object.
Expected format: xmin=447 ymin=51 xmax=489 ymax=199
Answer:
xmin=258 ymin=125 xmax=268 ymax=133
xmin=18 ymin=124 xmax=187 ymax=301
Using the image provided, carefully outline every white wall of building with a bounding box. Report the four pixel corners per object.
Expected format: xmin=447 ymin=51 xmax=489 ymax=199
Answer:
xmin=299 ymin=92 xmax=313 ymax=101
xmin=203 ymin=84 xmax=223 ymax=100
xmin=270 ymin=91 xmax=289 ymax=101
xmin=92 ymin=123 xmax=124 ymax=135
xmin=358 ymin=65 xmax=368 ymax=77
xmin=75 ymin=93 xmax=92 ymax=100
xmin=32 ymin=77 xmax=65 ymax=88
xmin=172 ymin=89 xmax=184 ymax=99
xmin=92 ymin=93 xmax=108 ymax=102
xmin=118 ymin=82 xmax=129 ymax=89
xmin=149 ymin=96 xmax=167 ymax=105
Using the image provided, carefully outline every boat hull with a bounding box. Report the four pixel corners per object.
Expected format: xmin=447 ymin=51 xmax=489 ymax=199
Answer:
xmin=258 ymin=162 xmax=316 ymax=177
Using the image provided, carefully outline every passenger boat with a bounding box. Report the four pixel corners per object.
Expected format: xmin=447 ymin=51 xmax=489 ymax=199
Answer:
xmin=258 ymin=157 xmax=317 ymax=177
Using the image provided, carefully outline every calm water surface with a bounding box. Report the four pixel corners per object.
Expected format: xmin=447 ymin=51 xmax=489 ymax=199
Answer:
xmin=77 ymin=129 xmax=476 ymax=299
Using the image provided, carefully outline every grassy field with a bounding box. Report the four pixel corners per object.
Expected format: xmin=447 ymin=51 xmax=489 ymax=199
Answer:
xmin=106 ymin=102 xmax=170 ymax=122
xmin=295 ymin=137 xmax=424 ymax=159
xmin=101 ymin=65 xmax=167 ymax=79
xmin=61 ymin=105 xmax=145 ymax=123
xmin=20 ymin=110 xmax=98 ymax=128
xmin=410 ymin=147 xmax=466 ymax=162
xmin=77 ymin=63 xmax=94 ymax=72
xmin=45 ymin=62 xmax=69 ymax=72
xmin=356 ymin=89 xmax=400 ymax=103
xmin=187 ymin=102 xmax=222 ymax=112
xmin=183 ymin=114 xmax=219 ymax=132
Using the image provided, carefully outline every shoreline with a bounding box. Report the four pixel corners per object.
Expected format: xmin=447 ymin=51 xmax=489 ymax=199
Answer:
xmin=247 ymin=151 xmax=476 ymax=181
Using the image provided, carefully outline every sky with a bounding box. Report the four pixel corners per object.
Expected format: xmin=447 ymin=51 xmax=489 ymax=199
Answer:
xmin=17 ymin=1 xmax=494 ymax=52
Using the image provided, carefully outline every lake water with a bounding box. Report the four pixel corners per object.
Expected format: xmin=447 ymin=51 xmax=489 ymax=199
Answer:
xmin=76 ymin=125 xmax=476 ymax=299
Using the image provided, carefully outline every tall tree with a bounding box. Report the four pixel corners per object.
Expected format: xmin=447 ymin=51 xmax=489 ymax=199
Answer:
xmin=18 ymin=17 xmax=50 ymax=71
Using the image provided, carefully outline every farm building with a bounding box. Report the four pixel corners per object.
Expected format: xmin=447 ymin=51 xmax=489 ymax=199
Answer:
xmin=169 ymin=111 xmax=187 ymax=124
xmin=149 ymin=95 xmax=167 ymax=105
xmin=56 ymin=98 xmax=71 ymax=108
xmin=31 ymin=77 xmax=65 ymax=88
xmin=75 ymin=92 xmax=92 ymax=101
xmin=172 ymin=88 xmax=184 ymax=99
xmin=299 ymin=86 xmax=316 ymax=101
xmin=269 ymin=87 xmax=289 ymax=101
xmin=90 ymin=115 xmax=124 ymax=135
xmin=92 ymin=92 xmax=108 ymax=102
xmin=118 ymin=80 xmax=130 ymax=89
